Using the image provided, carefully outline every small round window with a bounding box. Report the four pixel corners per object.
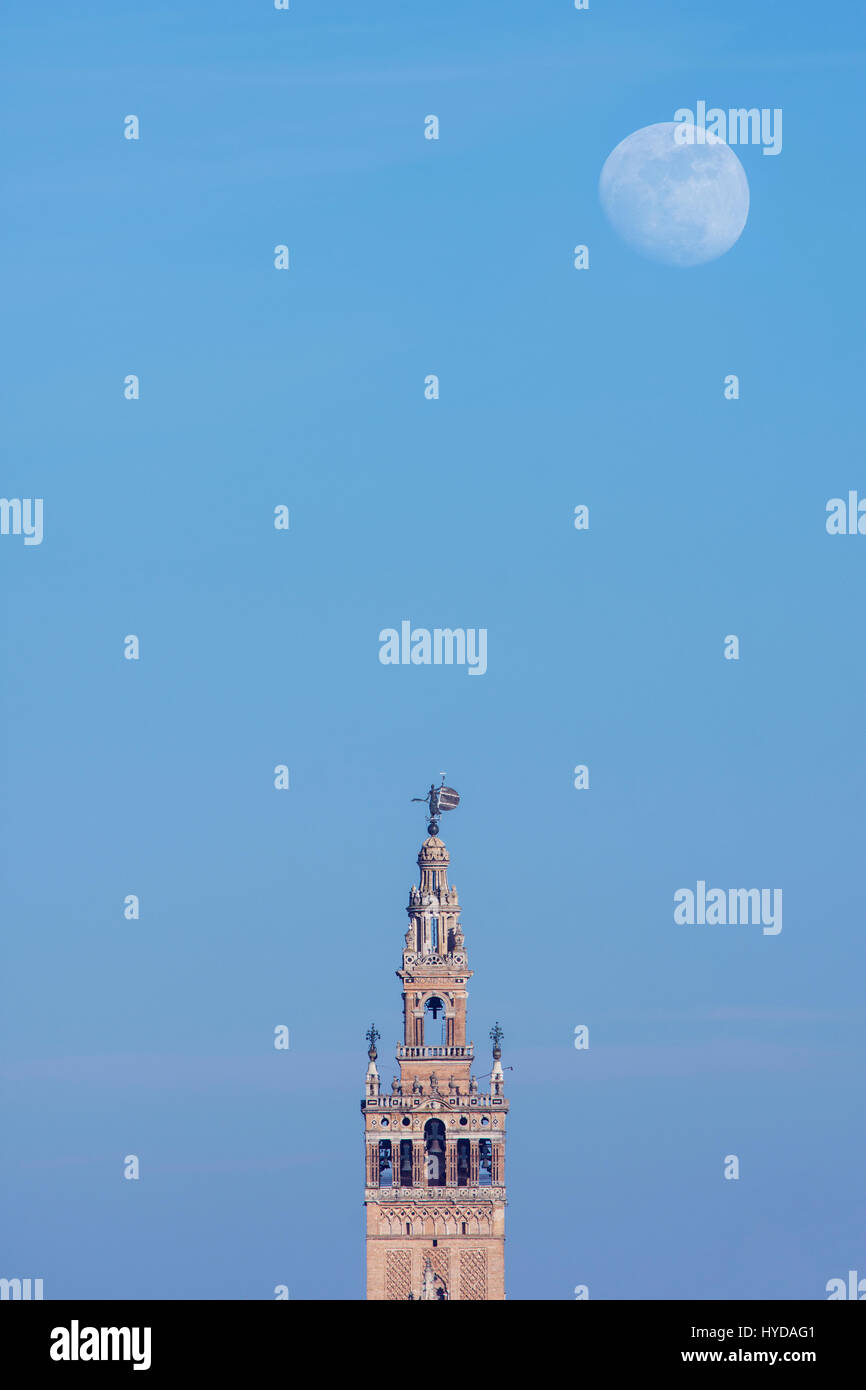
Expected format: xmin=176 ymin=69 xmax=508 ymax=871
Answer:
xmin=380 ymin=1117 xmax=389 ymax=1127
xmin=481 ymin=1116 xmax=490 ymax=1127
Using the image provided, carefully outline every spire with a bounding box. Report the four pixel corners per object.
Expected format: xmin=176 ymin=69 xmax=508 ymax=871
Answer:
xmin=398 ymin=802 xmax=473 ymax=1072
xmin=365 ymin=1023 xmax=380 ymax=1098
xmin=405 ymin=832 xmax=462 ymax=957
xmin=490 ymin=1023 xmax=505 ymax=1098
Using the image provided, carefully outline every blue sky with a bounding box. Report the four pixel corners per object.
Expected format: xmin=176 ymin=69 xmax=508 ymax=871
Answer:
xmin=1 ymin=0 xmax=864 ymax=1299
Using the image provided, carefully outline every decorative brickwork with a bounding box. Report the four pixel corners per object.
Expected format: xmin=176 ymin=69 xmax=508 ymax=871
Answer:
xmin=459 ymin=1249 xmax=488 ymax=1300
xmin=430 ymin=1244 xmax=450 ymax=1288
xmin=385 ymin=1250 xmax=412 ymax=1301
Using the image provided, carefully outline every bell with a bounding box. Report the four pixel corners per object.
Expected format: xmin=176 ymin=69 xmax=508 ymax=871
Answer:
xmin=427 ymin=1137 xmax=444 ymax=1155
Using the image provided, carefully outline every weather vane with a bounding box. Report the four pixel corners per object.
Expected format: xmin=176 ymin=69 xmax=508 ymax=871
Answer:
xmin=411 ymin=775 xmax=460 ymax=835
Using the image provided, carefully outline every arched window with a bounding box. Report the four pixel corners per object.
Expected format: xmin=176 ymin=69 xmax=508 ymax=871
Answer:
xmin=378 ymin=1140 xmax=393 ymax=1188
xmin=456 ymin=1138 xmax=470 ymax=1187
xmin=478 ymin=1137 xmax=493 ymax=1187
xmin=423 ymin=996 xmax=446 ymax=1044
xmin=399 ymin=1139 xmax=413 ymax=1188
xmin=430 ymin=916 xmax=439 ymax=952
xmin=424 ymin=1118 xmax=446 ymax=1187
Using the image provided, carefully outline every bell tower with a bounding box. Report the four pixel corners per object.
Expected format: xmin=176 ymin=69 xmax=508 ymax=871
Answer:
xmin=361 ymin=783 xmax=509 ymax=1300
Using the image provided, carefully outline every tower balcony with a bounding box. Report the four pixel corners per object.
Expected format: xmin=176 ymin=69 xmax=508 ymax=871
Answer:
xmin=397 ymin=1044 xmax=474 ymax=1061
xmin=362 ymin=1091 xmax=507 ymax=1110
xmin=366 ymin=1186 xmax=506 ymax=1204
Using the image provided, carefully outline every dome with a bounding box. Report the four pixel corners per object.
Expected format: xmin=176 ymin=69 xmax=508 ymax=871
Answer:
xmin=418 ymin=835 xmax=450 ymax=866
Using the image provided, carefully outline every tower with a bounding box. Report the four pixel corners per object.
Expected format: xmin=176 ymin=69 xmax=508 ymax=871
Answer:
xmin=361 ymin=784 xmax=509 ymax=1300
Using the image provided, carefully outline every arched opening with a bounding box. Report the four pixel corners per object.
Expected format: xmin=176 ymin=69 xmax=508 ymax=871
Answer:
xmin=378 ymin=1140 xmax=392 ymax=1188
xmin=456 ymin=1137 xmax=470 ymax=1187
xmin=478 ymin=1137 xmax=493 ymax=1187
xmin=399 ymin=1139 xmax=413 ymax=1187
xmin=424 ymin=1118 xmax=446 ymax=1187
xmin=423 ymin=996 xmax=446 ymax=1044
xmin=430 ymin=916 xmax=439 ymax=953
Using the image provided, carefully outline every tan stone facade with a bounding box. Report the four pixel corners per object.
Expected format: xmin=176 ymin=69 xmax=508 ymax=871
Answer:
xmin=362 ymin=830 xmax=508 ymax=1300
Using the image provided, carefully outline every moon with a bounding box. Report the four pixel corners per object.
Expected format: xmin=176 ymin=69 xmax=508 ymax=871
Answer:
xmin=599 ymin=122 xmax=749 ymax=267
